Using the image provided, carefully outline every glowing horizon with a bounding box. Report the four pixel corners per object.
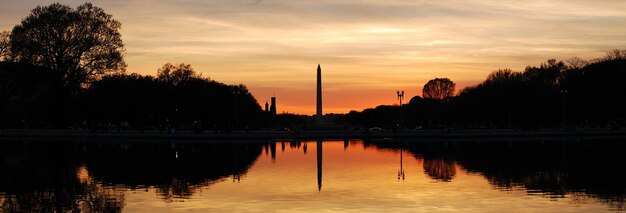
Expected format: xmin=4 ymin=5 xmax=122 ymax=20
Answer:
xmin=2 ymin=0 xmax=626 ymax=115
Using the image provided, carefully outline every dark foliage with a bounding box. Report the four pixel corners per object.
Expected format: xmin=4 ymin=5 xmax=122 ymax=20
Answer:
xmin=372 ymin=139 xmax=626 ymax=210
xmin=0 ymin=62 xmax=56 ymax=128
xmin=83 ymin=63 xmax=266 ymax=131
xmin=0 ymin=3 xmax=126 ymax=128
xmin=0 ymin=62 xmax=266 ymax=130
xmin=338 ymin=52 xmax=626 ymax=130
xmin=0 ymin=139 xmax=263 ymax=211
xmin=455 ymin=57 xmax=626 ymax=129
xmin=422 ymin=77 xmax=455 ymax=100
xmin=8 ymin=3 xmax=126 ymax=91
xmin=0 ymin=31 xmax=10 ymax=61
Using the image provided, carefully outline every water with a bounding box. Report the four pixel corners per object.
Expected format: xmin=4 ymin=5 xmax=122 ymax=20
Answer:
xmin=1 ymin=139 xmax=625 ymax=212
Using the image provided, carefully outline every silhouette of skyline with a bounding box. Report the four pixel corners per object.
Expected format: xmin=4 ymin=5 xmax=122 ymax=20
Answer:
xmin=1 ymin=2 xmax=626 ymax=131
xmin=270 ymin=96 xmax=277 ymax=116
xmin=3 ymin=1 xmax=625 ymax=114
xmin=3 ymin=55 xmax=626 ymax=130
xmin=2 ymin=3 xmax=626 ymax=212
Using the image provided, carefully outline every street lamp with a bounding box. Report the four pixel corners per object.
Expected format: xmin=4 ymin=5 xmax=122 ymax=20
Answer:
xmin=398 ymin=147 xmax=405 ymax=181
xmin=397 ymin=90 xmax=405 ymax=106
xmin=396 ymin=90 xmax=405 ymax=132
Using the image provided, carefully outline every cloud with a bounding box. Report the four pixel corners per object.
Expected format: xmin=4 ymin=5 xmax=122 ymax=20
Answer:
xmin=1 ymin=0 xmax=626 ymax=113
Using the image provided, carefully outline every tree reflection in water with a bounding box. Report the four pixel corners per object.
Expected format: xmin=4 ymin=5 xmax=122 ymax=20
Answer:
xmin=422 ymin=157 xmax=456 ymax=182
xmin=0 ymin=140 xmax=125 ymax=212
xmin=372 ymin=139 xmax=626 ymax=211
xmin=76 ymin=166 xmax=126 ymax=212
xmin=85 ymin=141 xmax=264 ymax=202
xmin=3 ymin=138 xmax=626 ymax=211
xmin=0 ymin=139 xmax=264 ymax=211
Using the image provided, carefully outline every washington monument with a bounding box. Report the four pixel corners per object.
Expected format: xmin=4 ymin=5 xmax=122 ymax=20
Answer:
xmin=316 ymin=64 xmax=323 ymax=119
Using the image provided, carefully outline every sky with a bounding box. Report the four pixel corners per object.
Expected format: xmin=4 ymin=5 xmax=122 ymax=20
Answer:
xmin=1 ymin=0 xmax=626 ymax=115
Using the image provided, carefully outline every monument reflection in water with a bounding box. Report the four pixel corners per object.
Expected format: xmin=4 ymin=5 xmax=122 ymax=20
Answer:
xmin=1 ymin=139 xmax=626 ymax=212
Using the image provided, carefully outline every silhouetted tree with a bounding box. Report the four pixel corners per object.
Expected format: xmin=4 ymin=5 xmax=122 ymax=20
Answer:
xmin=403 ymin=96 xmax=427 ymax=128
xmin=9 ymin=3 xmax=125 ymax=91
xmin=573 ymin=58 xmax=626 ymax=126
xmin=86 ymin=73 xmax=162 ymax=130
xmin=156 ymin=63 xmax=201 ymax=86
xmin=603 ymin=49 xmax=626 ymax=61
xmin=422 ymin=78 xmax=455 ymax=100
xmin=423 ymin=158 xmax=456 ymax=182
xmin=84 ymin=63 xmax=265 ymax=131
xmin=485 ymin=68 xmax=522 ymax=84
xmin=456 ymin=69 xmax=515 ymax=127
xmin=523 ymin=59 xmax=564 ymax=87
xmin=330 ymin=51 xmax=626 ymax=129
xmin=566 ymin=57 xmax=588 ymax=70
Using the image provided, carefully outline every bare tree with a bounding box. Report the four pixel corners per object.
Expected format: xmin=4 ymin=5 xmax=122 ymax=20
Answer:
xmin=157 ymin=63 xmax=202 ymax=86
xmin=485 ymin=68 xmax=523 ymax=85
xmin=422 ymin=78 xmax=456 ymax=100
xmin=566 ymin=57 xmax=588 ymax=70
xmin=9 ymin=3 xmax=126 ymax=90
xmin=604 ymin=49 xmax=626 ymax=61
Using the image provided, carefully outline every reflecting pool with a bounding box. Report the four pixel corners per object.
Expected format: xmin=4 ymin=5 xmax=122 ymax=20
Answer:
xmin=1 ymin=139 xmax=626 ymax=212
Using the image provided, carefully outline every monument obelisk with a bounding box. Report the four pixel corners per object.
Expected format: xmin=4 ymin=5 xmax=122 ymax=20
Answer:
xmin=316 ymin=64 xmax=322 ymax=121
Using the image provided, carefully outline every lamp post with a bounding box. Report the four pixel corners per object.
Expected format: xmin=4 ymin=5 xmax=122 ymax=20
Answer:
xmin=397 ymin=90 xmax=405 ymax=106
xmin=397 ymin=90 xmax=405 ymax=132
xmin=398 ymin=146 xmax=405 ymax=181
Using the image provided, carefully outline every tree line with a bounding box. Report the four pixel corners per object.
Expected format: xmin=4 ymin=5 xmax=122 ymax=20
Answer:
xmin=338 ymin=51 xmax=626 ymax=130
xmin=2 ymin=3 xmax=625 ymax=131
xmin=0 ymin=60 xmax=268 ymax=131
xmin=0 ymin=3 xmax=267 ymax=131
xmin=85 ymin=63 xmax=266 ymax=132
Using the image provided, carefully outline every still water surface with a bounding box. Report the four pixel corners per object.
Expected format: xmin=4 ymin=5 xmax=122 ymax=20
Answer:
xmin=1 ymin=139 xmax=625 ymax=212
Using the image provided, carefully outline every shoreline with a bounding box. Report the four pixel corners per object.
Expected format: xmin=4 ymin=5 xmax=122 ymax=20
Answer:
xmin=2 ymin=128 xmax=626 ymax=142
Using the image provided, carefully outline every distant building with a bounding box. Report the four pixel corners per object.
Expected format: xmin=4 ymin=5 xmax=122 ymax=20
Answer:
xmin=270 ymin=96 xmax=276 ymax=115
xmin=265 ymin=101 xmax=269 ymax=112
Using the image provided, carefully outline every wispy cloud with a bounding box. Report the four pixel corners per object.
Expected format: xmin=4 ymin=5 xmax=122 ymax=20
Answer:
xmin=1 ymin=0 xmax=626 ymax=114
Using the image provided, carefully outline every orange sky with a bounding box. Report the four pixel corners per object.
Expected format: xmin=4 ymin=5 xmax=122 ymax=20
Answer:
xmin=2 ymin=0 xmax=626 ymax=114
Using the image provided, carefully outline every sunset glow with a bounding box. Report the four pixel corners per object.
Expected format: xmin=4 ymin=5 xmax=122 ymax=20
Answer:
xmin=2 ymin=0 xmax=626 ymax=114
xmin=115 ymin=141 xmax=611 ymax=212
